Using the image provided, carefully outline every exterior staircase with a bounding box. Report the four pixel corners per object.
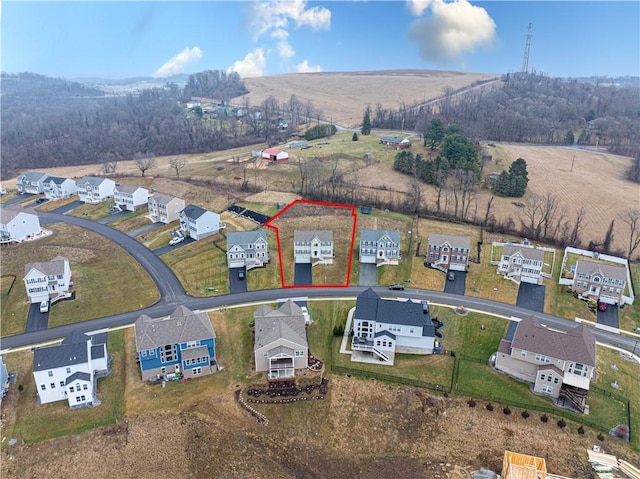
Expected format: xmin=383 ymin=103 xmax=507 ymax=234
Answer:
xmin=559 ymin=384 xmax=588 ymax=413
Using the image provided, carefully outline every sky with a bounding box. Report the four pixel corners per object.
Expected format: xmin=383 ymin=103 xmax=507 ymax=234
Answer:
xmin=1 ymin=1 xmax=639 ymax=80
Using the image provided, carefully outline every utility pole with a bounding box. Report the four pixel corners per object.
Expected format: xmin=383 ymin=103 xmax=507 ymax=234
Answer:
xmin=571 ymin=154 xmax=576 ymax=172
xmin=521 ymin=22 xmax=533 ymax=73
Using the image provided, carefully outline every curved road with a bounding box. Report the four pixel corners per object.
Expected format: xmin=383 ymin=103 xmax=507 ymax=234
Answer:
xmin=2 ymin=212 xmax=638 ymax=356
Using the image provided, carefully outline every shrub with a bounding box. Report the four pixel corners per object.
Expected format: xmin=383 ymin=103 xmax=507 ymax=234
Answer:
xmin=521 ymin=410 xmax=530 ymax=419
xmin=18 ymin=384 xmax=23 ymax=392
xmin=332 ymin=324 xmax=345 ymax=336
xmin=352 ymin=132 xmax=358 ymax=141
xmin=485 ymin=403 xmax=494 ymax=411
xmin=503 ymin=407 xmax=511 ymax=415
xmin=540 ymin=414 xmax=549 ymax=423
xmin=467 ymin=399 xmax=476 ymax=408
xmin=597 ymin=433 xmax=605 ymax=442
xmin=578 ymin=425 xmax=585 ymax=434
xmin=557 ymin=419 xmax=566 ymax=429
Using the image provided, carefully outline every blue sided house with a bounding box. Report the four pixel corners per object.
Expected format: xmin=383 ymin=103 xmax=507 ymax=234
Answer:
xmin=134 ymin=306 xmax=217 ymax=381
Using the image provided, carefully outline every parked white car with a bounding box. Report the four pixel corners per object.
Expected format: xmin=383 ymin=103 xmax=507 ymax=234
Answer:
xmin=169 ymin=236 xmax=185 ymax=246
xmin=301 ymin=306 xmax=311 ymax=324
xmin=39 ymin=300 xmax=49 ymax=313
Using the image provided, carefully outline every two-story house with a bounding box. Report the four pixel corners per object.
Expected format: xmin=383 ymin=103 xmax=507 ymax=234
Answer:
xmin=32 ymin=331 xmax=110 ymax=408
xmin=179 ymin=204 xmax=222 ymax=240
xmin=360 ymin=230 xmax=401 ymax=266
xmin=16 ymin=171 xmax=50 ymax=194
xmin=148 ymin=193 xmax=185 ymax=224
xmin=113 ymin=184 xmax=149 ymax=212
xmin=572 ymin=259 xmax=627 ymax=306
xmin=226 ymin=230 xmax=270 ymax=270
xmin=77 ymin=177 xmax=116 ymax=204
xmin=253 ymin=300 xmax=308 ymax=379
xmin=134 ymin=306 xmax=217 ymax=381
xmin=43 ymin=176 xmax=77 ymax=200
xmin=0 ymin=205 xmax=41 ymax=243
xmin=497 ymin=244 xmax=544 ymax=284
xmin=425 ymin=233 xmax=471 ymax=272
xmin=495 ymin=316 xmax=596 ymax=413
xmin=294 ymin=230 xmax=334 ymax=265
xmin=24 ymin=256 xmax=72 ymax=304
xmin=351 ymin=288 xmax=436 ymax=365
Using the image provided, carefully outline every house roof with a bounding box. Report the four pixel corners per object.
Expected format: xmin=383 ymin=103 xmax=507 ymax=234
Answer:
xmin=181 ymin=345 xmax=210 ymax=361
xmin=180 ymin=204 xmax=209 ymax=220
xmin=19 ymin=171 xmax=49 ymax=183
xmin=24 ymin=256 xmax=68 ymax=277
xmin=78 ymin=176 xmax=110 ymax=187
xmin=47 ymin=176 xmax=71 ymax=185
xmin=263 ymin=148 xmax=284 ymax=155
xmin=268 ymin=345 xmax=295 ymax=357
xmin=502 ymin=244 xmax=544 ymax=261
xmin=253 ymin=300 xmax=308 ymax=350
xmin=134 ymin=306 xmax=216 ymax=352
xmin=33 ymin=331 xmax=104 ymax=371
xmin=226 ymin=230 xmax=267 ymax=251
xmin=355 ymin=288 xmax=435 ymax=335
xmin=149 ymin=193 xmax=181 ymax=205
xmin=65 ymin=371 xmax=91 ymax=385
xmin=361 ymin=230 xmax=400 ymax=244
xmin=428 ymin=233 xmax=471 ymax=249
xmin=374 ymin=330 xmax=396 ymax=340
xmin=537 ymin=363 xmax=564 ymax=376
xmin=0 ymin=205 xmax=37 ymax=224
xmin=115 ymin=184 xmax=146 ymax=194
xmin=294 ymin=230 xmax=333 ymax=242
xmin=380 ymin=136 xmax=407 ymax=143
xmin=575 ymin=259 xmax=626 ymax=282
xmin=511 ymin=316 xmax=596 ymax=366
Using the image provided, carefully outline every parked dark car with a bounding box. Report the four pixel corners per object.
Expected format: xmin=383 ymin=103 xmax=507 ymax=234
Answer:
xmin=35 ymin=197 xmax=47 ymax=204
xmin=447 ymin=271 xmax=456 ymax=281
xmin=238 ymin=271 xmax=245 ymax=280
xmin=389 ymin=284 xmax=405 ymax=290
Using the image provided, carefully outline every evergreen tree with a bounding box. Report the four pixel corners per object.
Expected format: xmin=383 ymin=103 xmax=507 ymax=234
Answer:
xmin=602 ymin=219 xmax=615 ymax=253
xmin=564 ymin=130 xmax=575 ymax=145
xmin=361 ymin=106 xmax=372 ymax=135
xmin=423 ymin=118 xmax=445 ymax=150
xmin=352 ymin=132 xmax=358 ymax=141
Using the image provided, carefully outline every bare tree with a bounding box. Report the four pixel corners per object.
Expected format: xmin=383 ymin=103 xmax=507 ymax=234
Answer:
xmin=406 ymin=178 xmax=425 ymax=214
xmin=102 ymin=158 xmax=118 ymax=176
xmin=539 ymin=192 xmax=560 ymax=241
xmin=135 ymin=152 xmax=157 ymax=177
xmin=520 ymin=193 xmax=544 ymax=239
xmin=569 ymin=206 xmax=588 ymax=247
xmin=620 ymin=208 xmax=640 ymax=259
xmin=168 ymin=157 xmax=187 ymax=179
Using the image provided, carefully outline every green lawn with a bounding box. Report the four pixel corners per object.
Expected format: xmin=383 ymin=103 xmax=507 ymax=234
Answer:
xmin=68 ymin=200 xmax=113 ymax=221
xmin=1 ymin=276 xmax=30 ymax=337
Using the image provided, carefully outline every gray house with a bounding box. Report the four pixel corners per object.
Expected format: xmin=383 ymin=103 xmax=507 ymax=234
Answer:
xmin=253 ymin=300 xmax=309 ymax=379
xmin=360 ymin=230 xmax=401 ymax=266
xmin=497 ymin=244 xmax=544 ymax=284
xmin=226 ymin=230 xmax=269 ymax=270
xmin=16 ymin=171 xmax=50 ymax=194
xmin=294 ymin=230 xmax=334 ymax=265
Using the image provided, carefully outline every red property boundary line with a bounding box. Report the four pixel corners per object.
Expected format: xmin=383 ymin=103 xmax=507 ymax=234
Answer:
xmin=264 ymin=199 xmax=358 ymax=289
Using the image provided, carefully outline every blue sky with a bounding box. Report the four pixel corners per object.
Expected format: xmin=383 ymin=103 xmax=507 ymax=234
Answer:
xmin=2 ymin=1 xmax=638 ymax=79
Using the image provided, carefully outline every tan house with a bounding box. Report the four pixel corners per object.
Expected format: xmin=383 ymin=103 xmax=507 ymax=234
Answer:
xmin=148 ymin=193 xmax=185 ymax=224
xmin=253 ymin=301 xmax=308 ymax=379
xmin=497 ymin=244 xmax=544 ymax=284
xmin=572 ymin=259 xmax=627 ymax=306
xmin=294 ymin=230 xmax=334 ymax=266
xmin=495 ymin=316 xmax=596 ymax=413
xmin=424 ymin=233 xmax=470 ymax=272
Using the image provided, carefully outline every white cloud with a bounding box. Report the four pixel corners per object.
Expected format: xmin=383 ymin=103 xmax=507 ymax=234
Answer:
xmin=407 ymin=0 xmax=433 ymax=17
xmin=153 ymin=46 xmax=202 ymax=78
xmin=227 ymin=48 xmax=266 ymax=78
xmin=277 ymin=41 xmax=295 ymax=60
xmin=251 ymin=0 xmax=331 ymax=40
xmin=296 ymin=60 xmax=322 ymax=73
xmin=408 ymin=0 xmax=496 ymax=64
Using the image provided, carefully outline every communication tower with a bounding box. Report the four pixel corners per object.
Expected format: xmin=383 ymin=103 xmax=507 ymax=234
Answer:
xmin=521 ymin=22 xmax=533 ymax=73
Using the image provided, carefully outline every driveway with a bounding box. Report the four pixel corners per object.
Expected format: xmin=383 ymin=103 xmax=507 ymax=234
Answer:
xmin=154 ymin=237 xmax=195 ymax=256
xmin=98 ymin=210 xmax=130 ymax=224
xmin=127 ymin=222 xmax=165 ymax=238
xmin=2 ymin=194 xmax=33 ymax=206
xmin=516 ymin=282 xmax=546 ymax=313
xmin=229 ymin=267 xmax=248 ymax=294
xmin=443 ymin=271 xmax=466 ymax=295
xmin=358 ymin=263 xmax=377 ymax=287
xmin=597 ymin=305 xmax=619 ymax=329
xmin=294 ymin=263 xmax=312 ymax=286
xmin=25 ymin=303 xmax=49 ymax=333
xmin=48 ymin=200 xmax=83 ymax=215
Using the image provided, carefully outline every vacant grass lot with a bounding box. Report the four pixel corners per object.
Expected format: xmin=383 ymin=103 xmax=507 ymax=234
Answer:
xmin=68 ymin=200 xmax=113 ymax=221
xmin=1 ymin=330 xmax=126 ymax=443
xmin=0 ymin=224 xmax=158 ymax=336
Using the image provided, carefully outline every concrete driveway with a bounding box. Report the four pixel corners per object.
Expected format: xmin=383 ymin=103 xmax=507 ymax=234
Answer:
xmin=154 ymin=237 xmax=195 ymax=256
xmin=25 ymin=303 xmax=49 ymax=333
xmin=229 ymin=267 xmax=248 ymax=294
xmin=294 ymin=263 xmax=312 ymax=286
xmin=516 ymin=282 xmax=546 ymax=313
xmin=358 ymin=263 xmax=377 ymax=287
xmin=443 ymin=271 xmax=466 ymax=295
xmin=597 ymin=305 xmax=619 ymax=329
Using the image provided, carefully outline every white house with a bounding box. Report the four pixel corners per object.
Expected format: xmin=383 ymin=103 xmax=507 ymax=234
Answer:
xmin=497 ymin=244 xmax=544 ymax=284
xmin=572 ymin=259 xmax=628 ymax=306
xmin=262 ymin=148 xmax=289 ymax=161
xmin=77 ymin=177 xmax=116 ymax=204
xmin=32 ymin=331 xmax=110 ymax=408
xmin=360 ymin=230 xmax=401 ymax=266
xmin=0 ymin=205 xmax=41 ymax=243
xmin=24 ymin=256 xmax=72 ymax=304
xmin=43 ymin=176 xmax=77 ymax=200
xmin=294 ymin=230 xmax=334 ymax=265
xmin=253 ymin=300 xmax=308 ymax=379
xmin=113 ymin=184 xmax=149 ymax=212
xmin=1 ymin=356 xmax=10 ymax=402
xmin=179 ymin=204 xmax=222 ymax=240
xmin=148 ymin=193 xmax=185 ymax=224
xmin=226 ymin=230 xmax=269 ymax=270
xmin=16 ymin=171 xmax=50 ymax=194
xmin=351 ymin=288 xmax=436 ymax=365
xmin=425 ymin=233 xmax=471 ymax=272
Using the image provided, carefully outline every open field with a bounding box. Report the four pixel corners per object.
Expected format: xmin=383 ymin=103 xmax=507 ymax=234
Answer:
xmin=0 ymin=224 xmax=158 ymax=336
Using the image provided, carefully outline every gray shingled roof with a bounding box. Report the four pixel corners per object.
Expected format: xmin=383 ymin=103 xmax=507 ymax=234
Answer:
xmin=181 ymin=204 xmax=209 ymax=220
xmin=253 ymin=300 xmax=308 ymax=350
xmin=226 ymin=230 xmax=266 ymax=251
xmin=268 ymin=345 xmax=295 ymax=357
xmin=511 ymin=316 xmax=596 ymax=366
xmin=78 ymin=176 xmax=109 ymax=187
xmin=149 ymin=193 xmax=181 ymax=205
xmin=575 ymin=259 xmax=627 ymax=282
xmin=361 ymin=230 xmax=400 ymax=244
xmin=33 ymin=331 xmax=105 ymax=371
xmin=428 ymin=233 xmax=471 ymax=250
xmin=47 ymin=176 xmax=69 ymax=185
xmin=24 ymin=256 xmax=68 ymax=277
xmin=19 ymin=171 xmax=49 ymax=183
xmin=374 ymin=330 xmax=396 ymax=340
xmin=181 ymin=345 xmax=209 ymax=361
xmin=115 ymin=184 xmax=145 ymax=194
xmin=0 ymin=205 xmax=38 ymax=224
xmin=65 ymin=371 xmax=91 ymax=385
xmin=294 ymin=230 xmax=333 ymax=242
xmin=134 ymin=306 xmax=216 ymax=352
xmin=502 ymin=244 xmax=544 ymax=261
xmin=355 ymin=288 xmax=435 ymax=336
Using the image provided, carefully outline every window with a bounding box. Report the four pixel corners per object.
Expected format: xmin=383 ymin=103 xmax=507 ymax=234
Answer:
xmin=520 ymin=350 xmax=527 ymax=358
xmin=76 ymin=396 xmax=82 ymax=402
xmin=192 ymin=367 xmax=202 ymax=375
xmin=541 ymin=385 xmax=553 ymax=394
xmin=50 ymin=383 xmax=56 ymax=389
xmin=60 ymin=381 xmax=64 ymax=387
xmin=160 ymin=344 xmax=177 ymax=363
xmin=295 ymin=350 xmax=304 ymax=357
xmin=66 ymin=367 xmax=71 ymax=374
xmin=554 ymin=378 xmax=559 ymax=384
xmin=540 ymin=374 xmax=546 ymax=381
xmin=41 ymin=384 xmax=46 ymax=391
xmin=70 ymin=386 xmax=75 ymax=392
xmin=48 ymin=371 xmax=53 ymax=377
xmin=83 ymin=384 xmax=88 ymax=390
xmin=535 ymin=354 xmax=551 ymax=363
